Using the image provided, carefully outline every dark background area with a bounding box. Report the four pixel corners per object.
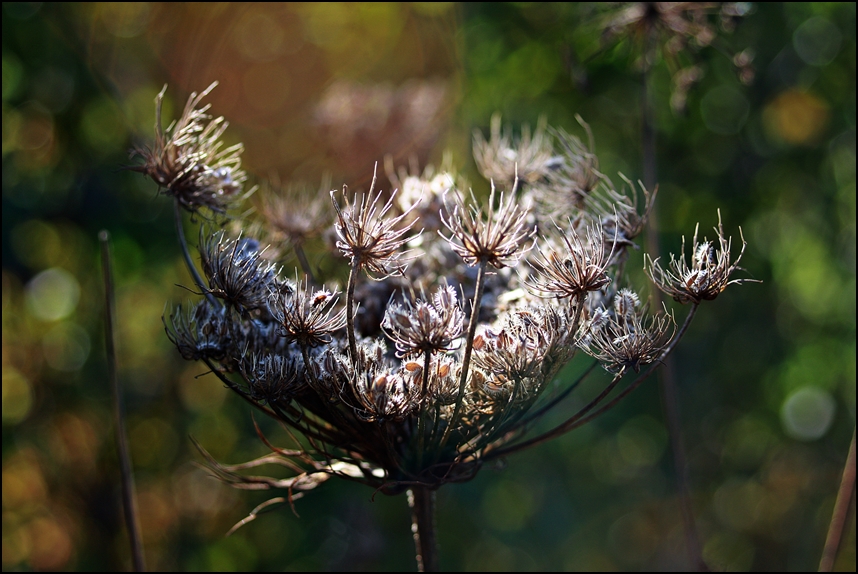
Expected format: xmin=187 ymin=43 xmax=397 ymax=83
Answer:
xmin=2 ymin=2 xmax=855 ymax=571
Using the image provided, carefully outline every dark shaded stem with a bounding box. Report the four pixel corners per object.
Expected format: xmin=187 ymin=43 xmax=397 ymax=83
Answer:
xmin=99 ymin=231 xmax=146 ymax=572
xmin=408 ymin=486 xmax=438 ymax=572
xmin=486 ymin=304 xmax=698 ymax=460
xmin=417 ymin=351 xmax=432 ymax=469
xmin=642 ymin=53 xmax=705 ymax=572
xmin=346 ymin=262 xmax=359 ymax=360
xmin=440 ymin=260 xmax=488 ymax=447
xmin=294 ymin=243 xmax=316 ymax=284
xmin=819 ymin=426 xmax=857 ymax=572
xmin=173 ymin=200 xmax=217 ymax=306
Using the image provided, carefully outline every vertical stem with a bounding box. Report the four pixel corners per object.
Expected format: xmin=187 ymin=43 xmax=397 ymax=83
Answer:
xmin=100 ymin=231 xmax=146 ymax=572
xmin=440 ymin=260 xmax=488 ymax=448
xmin=173 ymin=200 xmax=217 ymax=306
xmin=408 ymin=487 xmax=439 ymax=572
xmin=642 ymin=44 xmax=705 ymax=572
xmin=819 ymin=426 xmax=857 ymax=572
xmin=346 ymin=262 xmax=359 ymax=360
xmin=417 ymin=351 xmax=432 ymax=469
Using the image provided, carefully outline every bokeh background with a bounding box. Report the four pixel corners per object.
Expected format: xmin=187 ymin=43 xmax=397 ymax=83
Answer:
xmin=2 ymin=2 xmax=855 ymax=571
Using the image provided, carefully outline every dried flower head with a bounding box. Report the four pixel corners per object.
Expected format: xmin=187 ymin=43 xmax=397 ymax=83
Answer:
xmin=527 ymin=223 xmax=613 ymax=298
xmin=257 ymin=180 xmax=331 ymax=247
xmin=164 ymin=300 xmax=231 ymax=362
xmin=473 ymin=114 xmax=556 ymax=188
xmin=382 ymin=284 xmax=464 ymax=358
xmin=440 ymin=185 xmax=535 ymax=269
xmin=535 ymin=119 xmax=604 ymax=216
xmin=582 ymin=291 xmax=676 ymax=373
xmin=645 ymin=210 xmax=754 ymax=304
xmin=268 ymin=277 xmax=347 ymax=348
xmin=331 ymin=167 xmax=419 ymax=278
xmin=130 ymin=83 xmax=246 ymax=214
xmin=199 ymin=232 xmax=278 ymax=314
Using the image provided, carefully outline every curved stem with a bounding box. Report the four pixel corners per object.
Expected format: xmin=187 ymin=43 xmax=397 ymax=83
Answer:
xmin=173 ymin=199 xmax=217 ymax=306
xmin=440 ymin=260 xmax=488 ymax=448
xmin=346 ymin=262 xmax=359 ymax=360
xmin=486 ymin=304 xmax=699 ymax=460
xmin=819 ymin=426 xmax=857 ymax=572
xmin=408 ymin=486 xmax=438 ymax=572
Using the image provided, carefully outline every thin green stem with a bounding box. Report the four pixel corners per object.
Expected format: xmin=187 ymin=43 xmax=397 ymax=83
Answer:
xmin=100 ymin=231 xmax=146 ymax=572
xmin=408 ymin=486 xmax=438 ymax=572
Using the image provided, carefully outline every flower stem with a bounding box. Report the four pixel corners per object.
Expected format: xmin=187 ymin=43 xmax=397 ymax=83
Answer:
xmin=440 ymin=259 xmax=488 ymax=449
xmin=173 ymin=199 xmax=217 ymax=306
xmin=486 ymin=304 xmax=699 ymax=460
xmin=408 ymin=486 xmax=438 ymax=572
xmin=346 ymin=261 xmax=359 ymax=360
xmin=819 ymin=426 xmax=857 ymax=572
xmin=100 ymin=231 xmax=146 ymax=572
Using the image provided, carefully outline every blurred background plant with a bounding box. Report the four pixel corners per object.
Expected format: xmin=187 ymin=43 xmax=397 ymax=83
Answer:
xmin=2 ymin=2 xmax=854 ymax=571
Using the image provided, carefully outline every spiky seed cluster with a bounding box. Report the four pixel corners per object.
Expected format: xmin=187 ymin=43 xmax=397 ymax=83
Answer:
xmin=164 ymin=300 xmax=231 ymax=362
xmin=527 ymin=224 xmax=613 ymax=298
xmin=645 ymin=211 xmax=752 ymax=304
xmin=581 ymin=290 xmax=676 ymax=373
xmin=473 ymin=113 xmax=556 ymax=188
xmin=382 ymin=285 xmax=464 ymax=358
xmin=130 ymin=83 xmax=246 ymax=214
xmin=331 ymin=171 xmax=419 ymax=278
xmin=268 ymin=278 xmax=346 ymax=348
xmin=199 ymin=233 xmax=277 ymax=314
xmin=440 ymin=186 xmax=535 ymax=269
xmin=239 ymin=353 xmax=304 ymax=404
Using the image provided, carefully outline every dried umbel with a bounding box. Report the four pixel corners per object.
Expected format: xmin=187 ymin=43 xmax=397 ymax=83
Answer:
xmin=135 ymin=87 xmax=754 ymax=567
xmin=645 ymin=210 xmax=754 ymax=304
xmin=130 ymin=83 xmax=247 ymax=214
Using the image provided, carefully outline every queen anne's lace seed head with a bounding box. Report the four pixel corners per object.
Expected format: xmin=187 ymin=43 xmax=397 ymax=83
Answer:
xmin=331 ymin=167 xmax=420 ymax=279
xmin=527 ymin=223 xmax=613 ymax=299
xmin=582 ymin=295 xmax=675 ymax=373
xmin=440 ymin=185 xmax=535 ymax=269
xmin=199 ymin=232 xmax=277 ymax=314
xmin=268 ymin=277 xmax=347 ymax=348
xmin=129 ymin=83 xmax=246 ymax=214
xmin=645 ymin=210 xmax=755 ymax=304
xmin=382 ymin=284 xmax=464 ymax=358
